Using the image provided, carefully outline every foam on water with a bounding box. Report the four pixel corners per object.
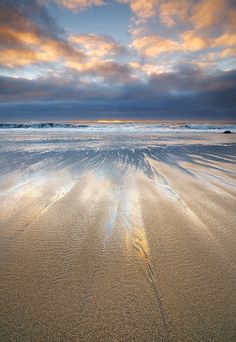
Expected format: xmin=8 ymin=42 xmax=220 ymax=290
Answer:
xmin=0 ymin=121 xmax=236 ymax=133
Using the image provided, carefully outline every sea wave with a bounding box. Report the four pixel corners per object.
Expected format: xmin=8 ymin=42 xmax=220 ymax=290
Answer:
xmin=0 ymin=123 xmax=89 ymax=129
xmin=0 ymin=122 xmax=235 ymax=133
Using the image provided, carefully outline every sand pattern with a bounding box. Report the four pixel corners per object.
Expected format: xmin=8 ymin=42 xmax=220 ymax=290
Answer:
xmin=0 ymin=130 xmax=236 ymax=341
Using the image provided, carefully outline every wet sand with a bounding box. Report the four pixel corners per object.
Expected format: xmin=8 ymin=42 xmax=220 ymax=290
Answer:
xmin=0 ymin=130 xmax=236 ymax=341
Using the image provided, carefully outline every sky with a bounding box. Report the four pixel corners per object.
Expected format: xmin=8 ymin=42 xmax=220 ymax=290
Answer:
xmin=0 ymin=0 xmax=236 ymax=121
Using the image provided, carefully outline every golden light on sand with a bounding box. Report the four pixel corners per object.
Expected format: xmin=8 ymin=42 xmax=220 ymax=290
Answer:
xmin=0 ymin=124 xmax=236 ymax=342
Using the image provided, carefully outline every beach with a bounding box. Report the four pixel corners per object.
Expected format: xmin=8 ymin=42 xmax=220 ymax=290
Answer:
xmin=0 ymin=124 xmax=236 ymax=341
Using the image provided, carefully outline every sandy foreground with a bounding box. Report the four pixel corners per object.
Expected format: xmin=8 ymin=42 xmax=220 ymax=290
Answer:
xmin=0 ymin=130 xmax=236 ymax=341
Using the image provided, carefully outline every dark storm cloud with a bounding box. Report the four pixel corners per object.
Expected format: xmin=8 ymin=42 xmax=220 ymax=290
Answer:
xmin=0 ymin=67 xmax=235 ymax=120
xmin=0 ymin=74 xmax=121 ymax=101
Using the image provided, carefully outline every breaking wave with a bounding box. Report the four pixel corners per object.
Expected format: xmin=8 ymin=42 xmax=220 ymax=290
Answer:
xmin=0 ymin=122 xmax=235 ymax=132
xmin=0 ymin=123 xmax=89 ymax=129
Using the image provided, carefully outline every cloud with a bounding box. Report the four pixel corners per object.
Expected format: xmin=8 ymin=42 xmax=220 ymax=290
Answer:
xmin=131 ymin=34 xmax=180 ymax=57
xmin=131 ymin=31 xmax=209 ymax=58
xmin=0 ymin=74 xmax=107 ymax=101
xmin=120 ymin=0 xmax=235 ymax=35
xmin=2 ymin=0 xmax=235 ymax=70
xmin=129 ymin=0 xmax=159 ymax=18
xmin=191 ymin=0 xmax=225 ymax=30
xmin=213 ymin=32 xmax=236 ymax=47
xmin=127 ymin=0 xmax=236 ymax=57
xmin=1 ymin=68 xmax=235 ymax=120
xmin=0 ymin=39 xmax=85 ymax=68
xmin=67 ymin=34 xmax=130 ymax=83
xmin=127 ymin=0 xmax=236 ymax=64
xmin=70 ymin=34 xmax=126 ymax=57
xmin=117 ymin=0 xmax=159 ymax=19
xmin=131 ymin=26 xmax=236 ymax=62
xmin=53 ymin=0 xmax=104 ymax=11
xmin=159 ymin=0 xmax=191 ymax=27
xmin=0 ymin=0 xmax=60 ymax=38
xmin=228 ymin=10 xmax=236 ymax=30
xmin=52 ymin=0 xmax=236 ymax=38
xmin=0 ymin=0 xmax=85 ymax=68
xmin=181 ymin=31 xmax=209 ymax=51
xmin=0 ymin=0 xmax=236 ymax=120
xmin=1 ymin=67 xmax=235 ymax=112
xmin=129 ymin=61 xmax=167 ymax=76
xmin=66 ymin=59 xmax=134 ymax=84
xmin=0 ymin=40 xmax=85 ymax=69
xmin=220 ymin=48 xmax=236 ymax=58
xmin=0 ymin=0 xmax=128 ymax=73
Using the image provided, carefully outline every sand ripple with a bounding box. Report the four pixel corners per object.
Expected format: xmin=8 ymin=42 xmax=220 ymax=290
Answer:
xmin=0 ymin=130 xmax=236 ymax=341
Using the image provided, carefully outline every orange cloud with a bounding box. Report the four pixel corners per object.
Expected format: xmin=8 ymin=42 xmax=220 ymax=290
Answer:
xmin=131 ymin=35 xmax=179 ymax=57
xmin=1 ymin=0 xmax=236 ymax=78
xmin=67 ymin=34 xmax=128 ymax=81
xmin=131 ymin=32 xmax=209 ymax=58
xmin=220 ymin=48 xmax=236 ymax=58
xmin=130 ymin=0 xmax=159 ymax=18
xmin=213 ymin=32 xmax=236 ymax=48
xmin=0 ymin=49 xmax=37 ymax=68
xmin=70 ymin=34 xmax=125 ymax=57
xmin=159 ymin=0 xmax=191 ymax=27
xmin=117 ymin=0 xmax=159 ymax=18
xmin=228 ymin=11 xmax=236 ymax=30
xmin=54 ymin=0 xmax=104 ymax=11
xmin=66 ymin=59 xmax=132 ymax=83
xmin=0 ymin=27 xmax=41 ymax=46
xmin=0 ymin=28 xmax=84 ymax=68
xmin=129 ymin=61 xmax=167 ymax=76
xmin=191 ymin=0 xmax=225 ymax=29
xmin=0 ymin=4 xmax=85 ymax=69
xmin=181 ymin=31 xmax=209 ymax=51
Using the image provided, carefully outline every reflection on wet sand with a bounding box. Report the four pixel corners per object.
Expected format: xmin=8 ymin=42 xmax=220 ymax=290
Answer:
xmin=0 ymin=130 xmax=236 ymax=341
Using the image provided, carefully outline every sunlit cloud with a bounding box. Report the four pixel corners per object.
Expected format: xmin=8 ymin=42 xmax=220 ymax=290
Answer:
xmin=159 ymin=0 xmax=191 ymax=27
xmin=129 ymin=62 xmax=167 ymax=76
xmin=117 ymin=0 xmax=159 ymax=19
xmin=0 ymin=35 xmax=85 ymax=68
xmin=228 ymin=11 xmax=236 ymax=30
xmin=54 ymin=0 xmax=104 ymax=11
xmin=129 ymin=0 xmax=159 ymax=19
xmin=220 ymin=48 xmax=236 ymax=58
xmin=131 ymin=34 xmax=180 ymax=57
xmin=213 ymin=32 xmax=236 ymax=48
xmin=0 ymin=0 xmax=235 ymax=119
xmin=181 ymin=31 xmax=209 ymax=51
xmin=70 ymin=34 xmax=126 ymax=58
xmin=191 ymin=0 xmax=225 ymax=30
xmin=66 ymin=59 xmax=133 ymax=83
